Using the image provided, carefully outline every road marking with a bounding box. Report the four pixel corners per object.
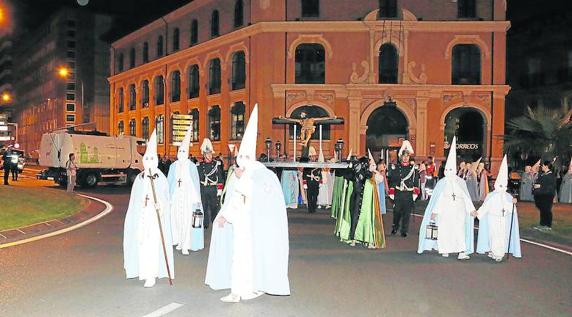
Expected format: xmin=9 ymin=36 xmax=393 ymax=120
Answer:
xmin=0 ymin=194 xmax=113 ymax=249
xmin=411 ymin=213 xmax=572 ymax=256
xmin=142 ymin=303 xmax=183 ymax=317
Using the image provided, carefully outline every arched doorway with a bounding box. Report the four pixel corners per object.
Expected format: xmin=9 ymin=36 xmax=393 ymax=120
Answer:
xmin=444 ymin=107 xmax=486 ymax=162
xmin=366 ymin=104 xmax=408 ymax=163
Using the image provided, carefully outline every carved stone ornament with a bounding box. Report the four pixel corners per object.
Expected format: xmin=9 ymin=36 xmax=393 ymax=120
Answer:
xmin=317 ymin=92 xmax=334 ymax=105
xmin=350 ymin=61 xmax=369 ymax=84
xmin=407 ymin=61 xmax=428 ymax=84
xmin=287 ymin=91 xmax=306 ymax=103
xmin=443 ymin=92 xmax=463 ymax=103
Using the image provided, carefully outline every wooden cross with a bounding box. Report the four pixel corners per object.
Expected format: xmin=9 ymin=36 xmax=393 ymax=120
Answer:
xmin=178 ymin=179 xmax=182 ymax=188
xmin=144 ymin=194 xmax=149 ymax=207
xmin=451 ymin=192 xmax=456 ymax=201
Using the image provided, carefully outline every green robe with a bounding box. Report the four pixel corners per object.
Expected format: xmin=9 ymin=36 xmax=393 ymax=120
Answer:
xmin=330 ymin=175 xmax=345 ymax=219
xmin=354 ymin=178 xmax=386 ymax=248
xmin=336 ymin=180 xmax=354 ymax=242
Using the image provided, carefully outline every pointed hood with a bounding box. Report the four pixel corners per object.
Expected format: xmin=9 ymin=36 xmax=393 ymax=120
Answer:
xmin=236 ymin=104 xmax=258 ymax=169
xmin=228 ymin=144 xmax=237 ymax=158
xmin=201 ymin=138 xmax=213 ymax=154
xmin=318 ymin=146 xmax=325 ymax=163
xmin=368 ymin=149 xmax=376 ymax=171
xmin=346 ymin=148 xmax=353 ymax=161
xmin=143 ymin=129 xmax=159 ymax=172
xmin=494 ymin=155 xmax=509 ymax=192
xmin=444 ymin=136 xmax=457 ymax=178
xmin=532 ymin=159 xmax=541 ymax=173
xmin=398 ymin=140 xmax=414 ymax=157
xmin=472 ymin=157 xmax=482 ymax=173
xmin=177 ymin=125 xmax=193 ymax=161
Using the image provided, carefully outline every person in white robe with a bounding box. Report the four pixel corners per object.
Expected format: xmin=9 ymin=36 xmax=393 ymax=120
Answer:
xmin=317 ymin=148 xmax=333 ymax=208
xmin=476 ymin=155 xmax=522 ymax=262
xmin=167 ymin=126 xmax=203 ymax=254
xmin=206 ymin=104 xmax=290 ymax=303
xmin=123 ymin=130 xmax=174 ymax=287
xmin=418 ymin=136 xmax=477 ymax=260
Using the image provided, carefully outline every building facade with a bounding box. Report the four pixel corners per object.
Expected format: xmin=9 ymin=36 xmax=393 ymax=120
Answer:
xmin=109 ymin=0 xmax=510 ymax=170
xmin=13 ymin=8 xmax=112 ymax=153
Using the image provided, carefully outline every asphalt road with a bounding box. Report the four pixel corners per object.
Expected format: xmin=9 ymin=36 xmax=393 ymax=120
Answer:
xmin=1 ymin=186 xmax=571 ymax=317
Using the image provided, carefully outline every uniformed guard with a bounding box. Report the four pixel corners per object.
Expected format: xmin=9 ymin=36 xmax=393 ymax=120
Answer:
xmin=197 ymin=138 xmax=225 ymax=229
xmin=387 ymin=140 xmax=420 ymax=237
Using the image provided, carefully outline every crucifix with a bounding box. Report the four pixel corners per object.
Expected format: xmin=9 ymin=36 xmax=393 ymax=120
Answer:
xmin=451 ymin=192 xmax=456 ymax=201
xmin=178 ymin=179 xmax=182 ymax=187
xmin=144 ymin=194 xmax=150 ymax=207
xmin=273 ymin=111 xmax=344 ymax=160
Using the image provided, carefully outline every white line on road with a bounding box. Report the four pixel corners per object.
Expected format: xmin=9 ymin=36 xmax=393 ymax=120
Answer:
xmin=411 ymin=213 xmax=572 ymax=256
xmin=0 ymin=194 xmax=113 ymax=249
xmin=142 ymin=303 xmax=184 ymax=317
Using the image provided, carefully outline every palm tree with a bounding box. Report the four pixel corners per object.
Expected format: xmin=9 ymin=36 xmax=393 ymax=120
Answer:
xmin=504 ymin=106 xmax=572 ymax=168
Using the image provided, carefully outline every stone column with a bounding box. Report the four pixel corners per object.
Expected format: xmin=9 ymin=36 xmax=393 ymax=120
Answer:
xmin=348 ymin=92 xmax=362 ymax=155
xmin=415 ymin=96 xmax=429 ymax=157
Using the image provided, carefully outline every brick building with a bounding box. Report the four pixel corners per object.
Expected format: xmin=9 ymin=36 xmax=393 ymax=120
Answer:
xmin=109 ymin=0 xmax=510 ymax=170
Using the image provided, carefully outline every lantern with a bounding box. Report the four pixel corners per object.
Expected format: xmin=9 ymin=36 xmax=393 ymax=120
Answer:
xmin=426 ymin=222 xmax=438 ymax=240
xmin=192 ymin=209 xmax=204 ymax=228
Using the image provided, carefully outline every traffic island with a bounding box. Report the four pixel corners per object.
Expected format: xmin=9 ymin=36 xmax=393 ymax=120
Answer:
xmin=0 ymin=185 xmax=106 ymax=246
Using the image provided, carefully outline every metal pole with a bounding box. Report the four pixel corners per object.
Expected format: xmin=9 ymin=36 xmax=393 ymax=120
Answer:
xmin=319 ymin=124 xmax=323 ymax=157
xmin=293 ymin=124 xmax=297 ymax=162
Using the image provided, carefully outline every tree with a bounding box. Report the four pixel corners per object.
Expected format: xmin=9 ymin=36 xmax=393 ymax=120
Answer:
xmin=505 ymin=106 xmax=572 ymax=169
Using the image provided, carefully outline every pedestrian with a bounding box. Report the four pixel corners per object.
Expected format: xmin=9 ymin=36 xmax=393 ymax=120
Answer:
xmin=465 ymin=162 xmax=479 ymax=201
xmin=10 ymin=151 xmax=19 ymax=181
xmin=476 ymin=155 xmax=521 ymax=262
xmin=66 ymin=153 xmax=78 ymax=192
xmin=123 ymin=129 xmax=174 ymax=288
xmin=2 ymin=149 xmax=10 ymax=185
xmin=387 ymin=140 xmax=419 ymax=238
xmin=559 ymin=160 xmax=572 ymax=203
xmin=477 ymin=162 xmax=489 ymax=201
xmin=167 ymin=126 xmax=203 ymax=255
xmin=198 ymin=137 xmax=225 ymax=229
xmin=532 ymin=161 xmax=557 ymax=231
xmin=419 ymin=162 xmax=427 ymax=200
xmin=519 ymin=165 xmax=534 ymax=201
xmin=303 ymin=146 xmax=320 ymax=213
xmin=206 ymin=105 xmax=290 ymax=303
xmin=418 ymin=136 xmax=477 ymax=260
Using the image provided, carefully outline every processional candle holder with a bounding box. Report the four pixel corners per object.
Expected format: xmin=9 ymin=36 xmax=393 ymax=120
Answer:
xmin=192 ymin=209 xmax=204 ymax=228
xmin=265 ymin=137 xmax=272 ymax=162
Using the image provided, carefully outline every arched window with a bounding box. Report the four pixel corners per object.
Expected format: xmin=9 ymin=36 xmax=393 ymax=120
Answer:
xmin=231 ymin=102 xmax=245 ymax=140
xmin=458 ymin=0 xmax=476 ymax=18
xmin=295 ymin=44 xmax=325 ymax=84
xmin=231 ymin=51 xmax=246 ymax=90
xmin=142 ymin=117 xmax=150 ymax=140
xmin=118 ymin=121 xmax=124 ymax=135
xmin=143 ymin=42 xmax=149 ymax=63
xmin=129 ymin=84 xmax=136 ymax=110
xmin=173 ymin=28 xmax=180 ymax=51
xmin=157 ymin=35 xmax=164 ymax=57
xmin=141 ymin=80 xmax=149 ymax=107
xmin=211 ymin=10 xmax=220 ymax=38
xmin=118 ymin=88 xmax=124 ymax=112
xmin=156 ymin=115 xmax=165 ymax=144
xmin=301 ymin=0 xmax=320 ymax=18
xmin=208 ymin=58 xmax=221 ymax=95
xmin=234 ymin=0 xmax=244 ymax=27
xmin=190 ymin=108 xmax=199 ymax=141
xmin=208 ymin=106 xmax=221 ymax=141
xmin=129 ymin=48 xmax=136 ymax=68
xmin=188 ymin=64 xmax=200 ymax=98
xmin=129 ymin=119 xmax=136 ymax=136
xmin=379 ymin=44 xmax=398 ymax=84
xmin=154 ymin=75 xmax=165 ymax=105
xmin=118 ymin=53 xmax=124 ymax=72
xmin=170 ymin=71 xmax=181 ymax=102
xmin=378 ymin=0 xmax=397 ymax=18
xmin=452 ymin=44 xmax=481 ymax=85
xmin=289 ymin=105 xmax=331 ymax=140
xmin=190 ymin=19 xmax=198 ymax=46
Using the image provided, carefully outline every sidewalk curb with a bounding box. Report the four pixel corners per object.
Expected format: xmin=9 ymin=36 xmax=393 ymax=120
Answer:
xmin=0 ymin=194 xmax=113 ymax=249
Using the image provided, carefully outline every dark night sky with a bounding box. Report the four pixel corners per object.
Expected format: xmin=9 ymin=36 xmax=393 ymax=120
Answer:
xmin=5 ymin=0 xmax=570 ymax=42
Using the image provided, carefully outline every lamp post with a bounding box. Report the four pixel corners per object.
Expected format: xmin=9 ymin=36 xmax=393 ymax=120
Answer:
xmin=335 ymin=138 xmax=344 ymax=162
xmin=57 ymin=67 xmax=85 ymax=123
xmin=275 ymin=140 xmax=281 ymax=160
xmin=265 ymin=137 xmax=272 ymax=162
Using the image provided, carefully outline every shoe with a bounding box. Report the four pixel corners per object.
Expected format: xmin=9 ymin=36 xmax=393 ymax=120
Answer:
xmin=441 ymin=253 xmax=449 ymax=257
xmin=350 ymin=240 xmax=356 ymax=247
xmin=401 ymin=232 xmax=407 ymax=238
xmin=457 ymin=253 xmax=470 ymax=260
xmin=242 ymin=291 xmax=264 ymax=300
xmin=488 ymin=252 xmax=495 ymax=259
xmin=144 ymin=278 xmax=156 ymax=288
xmin=391 ymin=229 xmax=397 ymax=235
xmin=182 ymin=249 xmax=190 ymax=255
xmin=532 ymin=225 xmax=543 ymax=230
xmin=540 ymin=226 xmax=552 ymax=232
xmin=221 ymin=293 xmax=241 ymax=303
xmin=494 ymin=256 xmax=504 ymax=262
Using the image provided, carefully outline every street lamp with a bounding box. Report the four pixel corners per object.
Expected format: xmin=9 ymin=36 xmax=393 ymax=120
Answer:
xmin=57 ymin=66 xmax=86 ymax=122
xmin=1 ymin=92 xmax=11 ymax=103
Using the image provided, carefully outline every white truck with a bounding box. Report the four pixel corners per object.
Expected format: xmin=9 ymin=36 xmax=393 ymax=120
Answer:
xmin=39 ymin=131 xmax=144 ymax=187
